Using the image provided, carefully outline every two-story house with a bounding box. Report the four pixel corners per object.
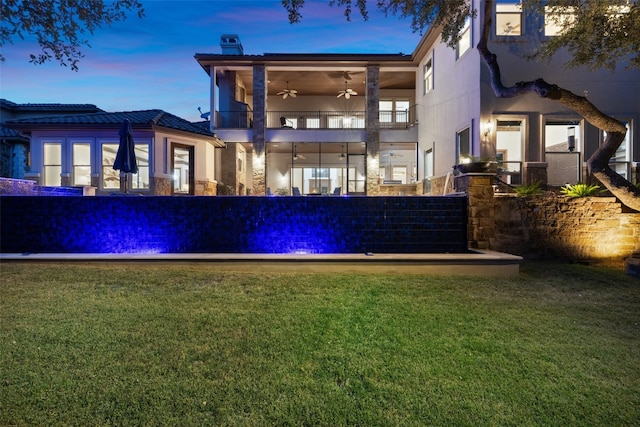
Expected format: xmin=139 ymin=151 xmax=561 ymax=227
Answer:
xmin=196 ymin=1 xmax=638 ymax=196
xmin=6 ymin=2 xmax=638 ymax=197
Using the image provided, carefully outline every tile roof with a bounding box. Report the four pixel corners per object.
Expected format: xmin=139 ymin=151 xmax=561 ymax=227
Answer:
xmin=0 ymin=127 xmax=29 ymax=141
xmin=6 ymin=109 xmax=219 ymax=139
xmin=0 ymin=98 xmax=102 ymax=112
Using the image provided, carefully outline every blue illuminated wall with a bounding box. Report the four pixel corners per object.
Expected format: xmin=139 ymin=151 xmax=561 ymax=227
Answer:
xmin=0 ymin=196 xmax=468 ymax=254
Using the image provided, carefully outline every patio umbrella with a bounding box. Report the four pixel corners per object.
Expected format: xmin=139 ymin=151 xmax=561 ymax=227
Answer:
xmin=113 ymin=119 xmax=138 ymax=193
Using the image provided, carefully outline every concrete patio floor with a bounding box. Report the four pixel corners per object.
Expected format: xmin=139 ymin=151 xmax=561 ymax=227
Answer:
xmin=1 ymin=250 xmax=523 ymax=277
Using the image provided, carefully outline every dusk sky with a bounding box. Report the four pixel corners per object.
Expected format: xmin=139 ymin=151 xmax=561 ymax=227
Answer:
xmin=1 ymin=0 xmax=423 ymax=122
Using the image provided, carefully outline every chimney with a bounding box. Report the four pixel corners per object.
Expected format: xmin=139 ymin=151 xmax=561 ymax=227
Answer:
xmin=220 ymin=34 xmax=243 ymax=55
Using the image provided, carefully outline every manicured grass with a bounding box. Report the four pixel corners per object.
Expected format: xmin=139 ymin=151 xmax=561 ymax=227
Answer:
xmin=1 ymin=261 xmax=638 ymax=426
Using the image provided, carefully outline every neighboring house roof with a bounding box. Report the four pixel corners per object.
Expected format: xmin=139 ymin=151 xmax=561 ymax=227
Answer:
xmin=0 ymin=98 xmax=103 ymax=113
xmin=6 ymin=109 xmax=225 ymax=146
xmin=0 ymin=127 xmax=29 ymax=142
xmin=1 ymin=99 xmax=105 ymax=144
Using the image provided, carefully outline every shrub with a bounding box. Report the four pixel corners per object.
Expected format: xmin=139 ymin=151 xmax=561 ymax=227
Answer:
xmin=514 ymin=182 xmax=544 ymax=198
xmin=560 ymin=183 xmax=602 ymax=198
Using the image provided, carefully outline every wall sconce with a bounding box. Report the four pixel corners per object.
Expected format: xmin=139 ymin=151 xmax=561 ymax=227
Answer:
xmin=567 ymin=126 xmax=576 ymax=152
xmin=483 ymin=120 xmax=493 ymax=137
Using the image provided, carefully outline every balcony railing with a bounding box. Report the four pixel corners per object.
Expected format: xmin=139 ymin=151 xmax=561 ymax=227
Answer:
xmin=215 ymin=105 xmax=419 ymax=130
xmin=269 ymin=111 xmax=366 ymax=129
xmin=214 ymin=110 xmax=254 ymax=129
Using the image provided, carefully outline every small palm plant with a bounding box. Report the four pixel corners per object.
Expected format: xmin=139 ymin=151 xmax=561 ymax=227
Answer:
xmin=514 ymin=182 xmax=544 ymax=197
xmin=560 ymin=183 xmax=602 ymax=198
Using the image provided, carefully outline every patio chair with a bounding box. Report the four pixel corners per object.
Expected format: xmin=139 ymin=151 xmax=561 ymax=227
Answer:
xmin=332 ymin=187 xmax=341 ymax=196
xmin=292 ymin=187 xmax=301 ymax=196
xmin=280 ymin=117 xmax=293 ymax=128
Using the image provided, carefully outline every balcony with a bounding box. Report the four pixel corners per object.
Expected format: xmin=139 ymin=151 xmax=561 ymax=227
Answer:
xmin=214 ymin=105 xmax=418 ymax=130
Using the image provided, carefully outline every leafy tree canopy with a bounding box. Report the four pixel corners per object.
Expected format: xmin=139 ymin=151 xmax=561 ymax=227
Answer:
xmin=282 ymin=0 xmax=639 ymax=71
xmin=0 ymin=0 xmax=144 ymax=71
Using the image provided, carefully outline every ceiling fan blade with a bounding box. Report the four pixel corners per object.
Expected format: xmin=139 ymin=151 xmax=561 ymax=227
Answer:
xmin=290 ymin=89 xmax=298 ymax=94
xmin=290 ymin=92 xmax=297 ymax=97
xmin=337 ymin=92 xmax=345 ymax=98
xmin=283 ymin=92 xmax=288 ymax=99
xmin=277 ymin=91 xmax=285 ymax=95
xmin=345 ymin=93 xmax=351 ymax=99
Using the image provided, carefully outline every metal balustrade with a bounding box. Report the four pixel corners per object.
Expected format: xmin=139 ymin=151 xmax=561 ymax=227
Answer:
xmin=213 ymin=105 xmax=418 ymax=130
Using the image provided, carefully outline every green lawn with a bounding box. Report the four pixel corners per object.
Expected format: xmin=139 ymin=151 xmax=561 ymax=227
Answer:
xmin=1 ymin=261 xmax=638 ymax=426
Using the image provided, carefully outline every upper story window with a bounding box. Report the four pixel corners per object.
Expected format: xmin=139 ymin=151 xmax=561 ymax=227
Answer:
xmin=496 ymin=3 xmax=522 ymax=36
xmin=423 ymin=56 xmax=433 ymax=94
xmin=544 ymin=6 xmax=575 ymax=36
xmin=379 ymin=100 xmax=411 ymax=127
xmin=380 ymin=100 xmax=393 ymax=123
xmin=457 ymin=18 xmax=471 ymax=58
xmin=395 ymin=100 xmax=410 ymax=123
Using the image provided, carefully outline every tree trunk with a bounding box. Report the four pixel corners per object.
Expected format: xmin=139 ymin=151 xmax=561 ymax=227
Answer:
xmin=478 ymin=0 xmax=640 ymax=211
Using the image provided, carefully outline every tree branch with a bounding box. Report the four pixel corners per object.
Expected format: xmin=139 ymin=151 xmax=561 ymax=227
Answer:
xmin=478 ymin=0 xmax=639 ymax=211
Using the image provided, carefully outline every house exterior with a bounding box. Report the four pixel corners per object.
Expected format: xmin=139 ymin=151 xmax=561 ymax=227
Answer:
xmin=6 ymin=109 xmax=225 ymax=195
xmin=195 ymin=2 xmax=639 ymax=196
xmin=6 ymin=2 xmax=638 ymax=197
xmin=0 ymin=99 xmax=103 ymax=179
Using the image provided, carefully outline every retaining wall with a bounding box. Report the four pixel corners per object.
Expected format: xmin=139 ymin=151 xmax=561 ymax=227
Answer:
xmin=456 ymin=174 xmax=640 ymax=262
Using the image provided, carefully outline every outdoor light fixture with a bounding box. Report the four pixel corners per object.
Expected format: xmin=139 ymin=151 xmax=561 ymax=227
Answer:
xmin=567 ymin=126 xmax=576 ymax=152
xmin=483 ymin=120 xmax=493 ymax=137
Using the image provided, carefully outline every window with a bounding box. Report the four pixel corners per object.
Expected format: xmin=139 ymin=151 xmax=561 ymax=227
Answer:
xmin=72 ymin=143 xmax=91 ymax=186
xmin=380 ymin=100 xmax=410 ymax=127
xmin=311 ymin=168 xmax=329 ymax=178
xmin=395 ymin=100 xmax=410 ymax=123
xmin=131 ymin=144 xmax=150 ymax=190
xmin=456 ymin=128 xmax=471 ymax=161
xmin=101 ymin=143 xmax=120 ymax=189
xmin=496 ymin=120 xmax=523 ymax=185
xmin=379 ymin=100 xmax=393 ymax=123
xmin=425 ymin=148 xmax=434 ymax=178
xmin=424 ymin=56 xmax=433 ymax=94
xmin=43 ymin=142 xmax=62 ymax=186
xmin=496 ymin=3 xmax=522 ymax=36
xmin=545 ymin=6 xmax=575 ymax=36
xmin=306 ymin=118 xmax=320 ymax=129
xmin=457 ymin=18 xmax=471 ymax=57
xmin=603 ymin=121 xmax=631 ymax=179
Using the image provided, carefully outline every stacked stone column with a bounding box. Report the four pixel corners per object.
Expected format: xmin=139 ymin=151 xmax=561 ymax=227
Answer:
xmin=454 ymin=172 xmax=496 ymax=249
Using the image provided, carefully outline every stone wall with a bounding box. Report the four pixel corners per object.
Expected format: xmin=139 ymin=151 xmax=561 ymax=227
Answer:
xmin=456 ymin=173 xmax=640 ymax=263
xmin=376 ymin=182 xmax=422 ymax=196
xmin=492 ymin=196 xmax=640 ymax=262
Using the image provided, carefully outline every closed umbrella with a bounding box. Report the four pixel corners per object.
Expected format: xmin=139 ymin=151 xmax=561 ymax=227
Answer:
xmin=113 ymin=119 xmax=138 ymax=193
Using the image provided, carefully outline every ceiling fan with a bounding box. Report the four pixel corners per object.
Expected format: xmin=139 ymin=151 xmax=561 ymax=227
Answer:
xmin=338 ymin=145 xmax=346 ymax=160
xmin=337 ymin=81 xmax=358 ymax=99
xmin=382 ymin=151 xmax=404 ymax=159
xmin=293 ymin=145 xmax=306 ymax=160
xmin=277 ymin=81 xmax=297 ymax=99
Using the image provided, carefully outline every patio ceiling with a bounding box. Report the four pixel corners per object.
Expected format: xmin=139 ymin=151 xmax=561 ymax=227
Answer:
xmin=231 ymin=69 xmax=416 ymax=96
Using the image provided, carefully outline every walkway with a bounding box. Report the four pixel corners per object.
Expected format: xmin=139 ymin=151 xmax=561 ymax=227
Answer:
xmin=1 ymin=250 xmax=522 ymax=277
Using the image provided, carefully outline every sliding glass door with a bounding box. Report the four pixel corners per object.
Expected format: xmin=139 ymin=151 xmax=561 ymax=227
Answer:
xmin=265 ymin=141 xmax=366 ymax=195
